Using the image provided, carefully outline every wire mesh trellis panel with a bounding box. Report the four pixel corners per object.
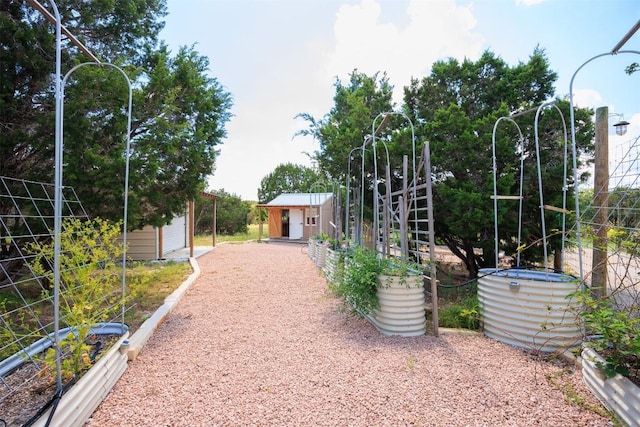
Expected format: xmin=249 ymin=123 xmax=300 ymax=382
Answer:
xmin=564 ymin=134 xmax=640 ymax=311
xmin=0 ymin=176 xmax=127 ymax=426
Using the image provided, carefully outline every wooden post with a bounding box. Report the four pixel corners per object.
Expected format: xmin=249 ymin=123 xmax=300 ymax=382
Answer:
xmin=258 ymin=207 xmax=263 ymax=243
xmin=189 ymin=200 xmax=195 ymax=258
xmin=158 ymin=227 xmax=164 ymax=260
xmin=592 ymin=106 xmax=609 ymax=298
xmin=212 ymin=198 xmax=217 ymax=247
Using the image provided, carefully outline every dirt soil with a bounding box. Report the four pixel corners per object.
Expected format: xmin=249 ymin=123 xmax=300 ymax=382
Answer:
xmin=86 ymin=241 xmax=613 ymax=426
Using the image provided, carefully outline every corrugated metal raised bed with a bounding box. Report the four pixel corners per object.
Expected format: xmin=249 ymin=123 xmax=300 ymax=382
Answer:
xmin=581 ymin=347 xmax=640 ymax=427
xmin=478 ymin=268 xmax=581 ymax=352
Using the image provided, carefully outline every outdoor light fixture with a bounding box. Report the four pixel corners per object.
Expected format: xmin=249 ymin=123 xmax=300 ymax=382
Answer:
xmin=613 ymin=119 xmax=630 ymax=136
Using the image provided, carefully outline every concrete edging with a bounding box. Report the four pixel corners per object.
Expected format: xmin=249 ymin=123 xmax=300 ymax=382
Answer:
xmin=126 ymin=257 xmax=202 ymax=360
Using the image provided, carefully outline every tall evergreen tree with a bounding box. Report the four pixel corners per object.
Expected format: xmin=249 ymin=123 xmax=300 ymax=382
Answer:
xmin=0 ymin=1 xmax=232 ymax=228
xmin=404 ymin=49 xmax=594 ymax=276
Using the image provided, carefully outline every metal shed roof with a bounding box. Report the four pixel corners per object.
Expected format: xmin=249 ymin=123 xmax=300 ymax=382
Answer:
xmin=265 ymin=192 xmax=333 ymax=207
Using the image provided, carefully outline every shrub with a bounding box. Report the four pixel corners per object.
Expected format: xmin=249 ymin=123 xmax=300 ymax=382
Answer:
xmin=572 ymin=288 xmax=640 ymax=383
xmin=330 ymin=247 xmax=381 ymax=317
xmin=26 ymin=217 xmax=125 ymax=379
xmin=438 ymin=294 xmax=481 ymax=330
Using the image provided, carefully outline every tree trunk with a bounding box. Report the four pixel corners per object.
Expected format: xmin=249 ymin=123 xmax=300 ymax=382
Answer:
xmin=553 ymin=249 xmax=562 ymax=272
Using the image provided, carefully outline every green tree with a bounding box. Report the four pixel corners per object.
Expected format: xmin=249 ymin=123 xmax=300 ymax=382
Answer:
xmin=1 ymin=1 xmax=232 ymax=230
xmin=62 ymin=45 xmax=232 ymax=228
xmin=207 ymin=189 xmax=251 ymax=235
xmin=295 ymin=70 xmax=395 ymax=182
xmin=295 ymin=70 xmax=396 ymax=230
xmin=404 ymin=49 xmax=594 ymax=276
xmin=257 ymin=163 xmax=323 ymax=203
xmin=0 ymin=0 xmax=166 ymax=183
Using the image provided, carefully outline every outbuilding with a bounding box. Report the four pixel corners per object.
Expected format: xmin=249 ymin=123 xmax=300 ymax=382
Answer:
xmin=123 ymin=192 xmax=218 ymax=260
xmin=258 ymin=192 xmax=333 ymax=240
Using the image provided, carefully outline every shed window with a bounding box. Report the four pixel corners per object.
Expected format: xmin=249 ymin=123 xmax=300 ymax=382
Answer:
xmin=305 ymin=207 xmax=318 ymax=226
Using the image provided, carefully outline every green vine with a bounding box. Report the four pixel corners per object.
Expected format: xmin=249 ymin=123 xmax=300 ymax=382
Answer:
xmin=26 ymin=217 xmax=126 ymax=380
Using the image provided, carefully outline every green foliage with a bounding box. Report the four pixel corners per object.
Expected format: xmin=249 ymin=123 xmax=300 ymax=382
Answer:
xmin=438 ymin=294 xmax=481 ymax=330
xmin=0 ymin=299 xmax=21 ymax=359
xmin=379 ymin=256 xmax=426 ymax=279
xmin=1 ymin=2 xmax=232 ymax=229
xmin=0 ymin=292 xmax=43 ymax=360
xmin=295 ymin=70 xmax=395 ymax=185
xmin=312 ymin=232 xmax=331 ymax=242
xmin=258 ymin=163 xmax=324 ymax=203
xmin=404 ymin=49 xmax=595 ymax=276
xmin=25 ymin=218 xmax=125 ymax=379
xmin=330 ymin=247 xmax=381 ymax=317
xmin=572 ymin=289 xmax=640 ymax=381
xmin=205 ymin=189 xmax=252 ymax=235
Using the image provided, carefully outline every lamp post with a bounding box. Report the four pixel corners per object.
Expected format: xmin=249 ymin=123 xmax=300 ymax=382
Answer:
xmin=609 ymin=113 xmax=630 ymax=136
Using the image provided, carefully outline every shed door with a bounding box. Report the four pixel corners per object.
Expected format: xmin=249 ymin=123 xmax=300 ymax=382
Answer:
xmin=289 ymin=209 xmax=304 ymax=240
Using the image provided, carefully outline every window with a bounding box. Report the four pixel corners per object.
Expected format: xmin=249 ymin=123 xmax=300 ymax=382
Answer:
xmin=305 ymin=207 xmax=318 ymax=226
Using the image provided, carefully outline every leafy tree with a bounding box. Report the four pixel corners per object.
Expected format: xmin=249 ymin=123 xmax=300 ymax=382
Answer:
xmin=257 ymin=163 xmax=323 ymax=203
xmin=0 ymin=1 xmax=59 ymax=183
xmin=1 ymin=1 xmax=232 ymax=230
xmin=295 ymin=70 xmax=396 ymax=230
xmin=295 ymin=70 xmax=395 ymax=182
xmin=200 ymin=189 xmax=251 ymax=236
xmin=404 ymin=49 xmax=594 ymax=276
xmin=62 ymin=45 xmax=232 ymax=228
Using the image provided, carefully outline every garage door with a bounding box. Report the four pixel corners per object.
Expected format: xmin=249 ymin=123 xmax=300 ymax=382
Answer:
xmin=163 ymin=214 xmax=187 ymax=254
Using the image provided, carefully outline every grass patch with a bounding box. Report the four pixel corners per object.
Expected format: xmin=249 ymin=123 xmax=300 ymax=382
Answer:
xmin=125 ymin=261 xmax=192 ymax=332
xmin=0 ymin=261 xmax=192 ymax=361
xmin=430 ymin=277 xmax=481 ymax=330
xmin=194 ymin=223 xmax=268 ymax=245
xmin=438 ymin=293 xmax=481 ymax=330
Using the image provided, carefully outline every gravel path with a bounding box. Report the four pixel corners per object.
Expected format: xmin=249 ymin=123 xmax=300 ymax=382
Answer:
xmin=87 ymin=242 xmax=612 ymax=426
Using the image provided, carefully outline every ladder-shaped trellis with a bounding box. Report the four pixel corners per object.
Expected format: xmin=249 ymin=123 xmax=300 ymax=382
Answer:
xmin=371 ymin=134 xmax=439 ymax=334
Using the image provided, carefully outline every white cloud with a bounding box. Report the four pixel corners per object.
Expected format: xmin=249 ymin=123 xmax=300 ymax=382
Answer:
xmin=571 ymin=88 xmax=604 ymax=110
xmin=210 ymin=0 xmax=487 ymax=200
xmin=515 ymin=0 xmax=548 ymax=5
xmin=324 ymin=0 xmax=484 ymax=103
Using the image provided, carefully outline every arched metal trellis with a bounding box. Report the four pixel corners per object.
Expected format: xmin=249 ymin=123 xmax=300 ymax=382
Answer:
xmin=4 ymin=0 xmax=135 ymax=410
xmin=569 ymin=49 xmax=640 ymax=284
xmin=491 ymin=100 xmax=569 ymax=273
xmin=60 ymin=61 xmax=133 ymax=331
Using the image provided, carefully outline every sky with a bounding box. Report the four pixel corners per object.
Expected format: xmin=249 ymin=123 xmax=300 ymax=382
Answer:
xmin=160 ymin=0 xmax=640 ymax=201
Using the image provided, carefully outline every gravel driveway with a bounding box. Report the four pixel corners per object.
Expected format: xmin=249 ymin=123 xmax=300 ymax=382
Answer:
xmin=87 ymin=241 xmax=612 ymax=426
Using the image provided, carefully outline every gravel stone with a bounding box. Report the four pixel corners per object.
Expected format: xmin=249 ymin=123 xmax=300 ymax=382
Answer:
xmin=87 ymin=241 xmax=612 ymax=426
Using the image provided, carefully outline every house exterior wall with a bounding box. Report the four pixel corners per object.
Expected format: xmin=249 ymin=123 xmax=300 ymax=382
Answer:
xmin=163 ymin=214 xmax=187 ymax=254
xmin=122 ymin=225 xmax=158 ymax=261
xmin=122 ymin=204 xmax=191 ymax=261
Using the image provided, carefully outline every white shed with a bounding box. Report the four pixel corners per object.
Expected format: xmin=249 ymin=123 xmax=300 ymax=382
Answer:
xmin=258 ymin=193 xmax=333 ymax=241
